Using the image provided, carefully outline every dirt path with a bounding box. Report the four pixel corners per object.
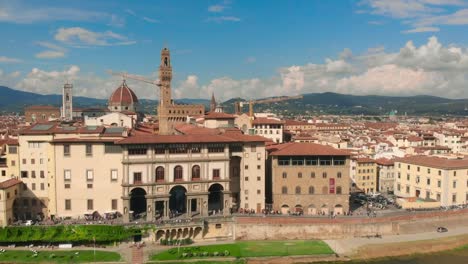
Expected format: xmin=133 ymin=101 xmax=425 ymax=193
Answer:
xmin=325 ymin=227 xmax=468 ymax=258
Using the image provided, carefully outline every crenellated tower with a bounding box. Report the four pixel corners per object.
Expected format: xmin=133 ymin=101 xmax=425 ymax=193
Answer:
xmin=159 ymin=47 xmax=172 ymax=107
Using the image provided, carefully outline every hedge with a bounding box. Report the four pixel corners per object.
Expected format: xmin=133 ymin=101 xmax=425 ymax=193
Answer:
xmin=0 ymin=225 xmax=140 ymax=244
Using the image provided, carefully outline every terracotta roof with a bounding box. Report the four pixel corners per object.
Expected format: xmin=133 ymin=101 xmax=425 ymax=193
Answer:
xmin=268 ymin=142 xmax=350 ymax=156
xmin=25 ymin=105 xmax=60 ymax=111
xmin=284 ymin=120 xmax=311 ymax=126
xmin=51 ymin=138 xmax=118 ymax=143
xmin=116 ymin=133 xmax=268 ymax=145
xmin=175 ymin=124 xmax=221 ymax=135
xmin=108 ymin=80 xmax=138 ymax=106
xmin=0 ymin=178 xmax=22 ymax=189
xmin=396 ymin=155 xmax=468 ymax=169
xmin=407 ymin=136 xmax=423 ymax=142
xmin=355 ymin=157 xmax=375 ymax=163
xmin=375 ymin=158 xmax=394 ymax=166
xmin=252 ymin=117 xmax=284 ymax=125
xmin=204 ymin=112 xmax=236 ymax=120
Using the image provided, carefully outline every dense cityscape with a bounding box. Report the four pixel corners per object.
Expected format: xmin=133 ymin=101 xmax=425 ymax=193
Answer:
xmin=1 ymin=1 xmax=468 ymax=263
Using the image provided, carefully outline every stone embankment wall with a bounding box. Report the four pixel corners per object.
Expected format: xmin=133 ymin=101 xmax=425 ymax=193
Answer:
xmin=233 ymin=209 xmax=468 ymax=240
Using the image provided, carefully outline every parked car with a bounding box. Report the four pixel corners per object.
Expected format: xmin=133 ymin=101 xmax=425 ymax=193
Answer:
xmin=437 ymin=227 xmax=448 ymax=233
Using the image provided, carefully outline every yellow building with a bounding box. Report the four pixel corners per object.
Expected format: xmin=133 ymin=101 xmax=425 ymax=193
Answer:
xmin=5 ymin=139 xmax=20 ymax=179
xmin=395 ymin=156 xmax=468 ymax=206
xmin=0 ymin=178 xmax=22 ymax=226
xmin=354 ymin=158 xmax=378 ymax=194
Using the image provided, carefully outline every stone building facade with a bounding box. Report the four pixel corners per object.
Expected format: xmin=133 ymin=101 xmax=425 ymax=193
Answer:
xmin=354 ymin=158 xmax=378 ymax=194
xmin=157 ymin=48 xmax=204 ymax=135
xmin=25 ymin=106 xmax=60 ymax=123
xmin=268 ymin=142 xmax=350 ymax=215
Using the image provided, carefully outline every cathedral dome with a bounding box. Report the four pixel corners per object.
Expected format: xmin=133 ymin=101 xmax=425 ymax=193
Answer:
xmin=108 ymin=80 xmax=139 ymax=112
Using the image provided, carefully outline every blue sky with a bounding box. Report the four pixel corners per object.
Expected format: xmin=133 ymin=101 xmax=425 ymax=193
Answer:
xmin=1 ymin=0 xmax=468 ymax=100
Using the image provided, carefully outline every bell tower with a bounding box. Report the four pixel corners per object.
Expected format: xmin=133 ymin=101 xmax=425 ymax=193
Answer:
xmin=159 ymin=47 xmax=172 ymax=107
xmin=62 ymin=82 xmax=73 ymax=121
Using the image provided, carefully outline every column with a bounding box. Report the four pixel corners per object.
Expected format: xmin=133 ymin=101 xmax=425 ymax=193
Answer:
xmin=123 ymin=198 xmax=130 ymax=223
xmin=164 ymin=199 xmax=169 ymax=219
xmin=146 ymin=198 xmax=154 ymax=222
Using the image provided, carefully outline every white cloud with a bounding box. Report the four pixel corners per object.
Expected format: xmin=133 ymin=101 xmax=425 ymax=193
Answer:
xmin=208 ymin=0 xmax=231 ymax=12
xmin=35 ymin=41 xmax=67 ymax=59
xmin=206 ymin=16 xmax=241 ymax=23
xmin=54 ymin=27 xmax=136 ymax=47
xmin=9 ymin=71 xmax=20 ymax=78
xmin=35 ymin=51 xmax=65 ymax=59
xmin=142 ymin=17 xmax=159 ymax=23
xmin=359 ymin=0 xmax=468 ymax=32
xmin=7 ymin=36 xmax=468 ymax=100
xmin=0 ymin=56 xmax=21 ymax=63
xmin=0 ymin=3 xmax=119 ymax=25
xmin=402 ymin=26 xmax=440 ymax=33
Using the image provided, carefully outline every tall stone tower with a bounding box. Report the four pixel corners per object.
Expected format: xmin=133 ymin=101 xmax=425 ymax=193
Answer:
xmin=62 ymin=83 xmax=73 ymax=121
xmin=159 ymin=47 xmax=172 ymax=107
xmin=210 ymin=92 xmax=217 ymax=112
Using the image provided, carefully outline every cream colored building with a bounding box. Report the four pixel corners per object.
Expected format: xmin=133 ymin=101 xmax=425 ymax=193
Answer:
xmin=395 ymin=156 xmax=468 ymax=206
xmin=253 ymin=117 xmax=284 ymax=143
xmin=354 ymin=158 xmax=378 ymax=194
xmin=0 ymin=179 xmax=22 ymax=226
xmin=376 ymin=158 xmax=395 ymax=194
xmin=116 ymin=131 xmax=267 ymax=222
xmin=52 ymin=138 xmax=124 ymax=218
xmin=269 ymin=142 xmax=350 ymax=215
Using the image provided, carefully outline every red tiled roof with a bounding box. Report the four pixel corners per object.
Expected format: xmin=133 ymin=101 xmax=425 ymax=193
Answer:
xmin=396 ymin=155 xmax=468 ymax=169
xmin=0 ymin=178 xmax=22 ymax=189
xmin=375 ymin=158 xmax=394 ymax=166
xmin=355 ymin=157 xmax=375 ymax=163
xmin=252 ymin=117 xmax=284 ymax=125
xmin=268 ymin=142 xmax=350 ymax=156
xmin=204 ymin=112 xmax=236 ymax=120
xmin=108 ymin=81 xmax=138 ymax=105
xmin=175 ymin=124 xmax=221 ymax=135
xmin=284 ymin=120 xmax=311 ymax=126
xmin=116 ymin=133 xmax=268 ymax=145
xmin=51 ymin=138 xmax=118 ymax=143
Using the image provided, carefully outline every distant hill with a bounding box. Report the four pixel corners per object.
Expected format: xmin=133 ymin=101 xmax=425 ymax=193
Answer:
xmin=221 ymin=92 xmax=468 ymax=116
xmin=0 ymin=86 xmax=210 ymax=114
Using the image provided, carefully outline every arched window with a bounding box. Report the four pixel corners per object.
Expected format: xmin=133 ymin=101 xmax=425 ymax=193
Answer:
xmin=322 ymin=172 xmax=327 ymax=178
xmin=309 ymin=186 xmax=315 ymax=194
xmin=174 ymin=166 xmax=183 ymax=181
xmin=295 ymin=186 xmax=301 ymax=194
xmin=298 ymin=172 xmax=302 ymax=178
xmin=336 ymin=186 xmax=342 ymax=194
xmin=282 ymin=186 xmax=288 ymax=194
xmin=310 ymin=172 xmax=315 ymax=178
xmin=156 ymin=166 xmax=165 ymax=182
xmin=282 ymin=172 xmax=287 ymax=179
xmin=337 ymin=172 xmax=342 ymax=178
xmin=192 ymin=165 xmax=200 ymax=180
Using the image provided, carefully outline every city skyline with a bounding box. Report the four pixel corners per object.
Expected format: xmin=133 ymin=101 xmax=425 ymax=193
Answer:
xmin=1 ymin=0 xmax=468 ymax=100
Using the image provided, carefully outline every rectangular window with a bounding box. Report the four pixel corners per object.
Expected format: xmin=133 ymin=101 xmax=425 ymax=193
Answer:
xmin=39 ymin=158 xmax=43 ymax=164
xmin=8 ymin=146 xmax=17 ymax=154
xmin=31 ymin=171 xmax=36 ymax=178
xmin=452 ymin=194 xmax=457 ymax=203
xmin=406 ymin=186 xmax=410 ymax=194
xmin=31 ymin=159 xmax=35 ymax=165
xmin=86 ymin=170 xmax=94 ymax=181
xmin=11 ymin=160 xmax=15 ymax=166
xmin=87 ymin=183 xmax=93 ymax=189
xmin=40 ymin=171 xmax=45 ymax=178
xmin=437 ymin=193 xmax=441 ymax=201
xmin=251 ymin=144 xmax=256 ymax=152
xmin=257 ymin=165 xmax=261 ymax=170
xmin=245 ymin=165 xmax=249 ymax=170
xmin=292 ymin=157 xmax=304 ymax=166
xmin=245 ymin=176 xmax=249 ymax=181
xmin=64 ymin=184 xmax=70 ymax=189
xmin=257 ymin=189 xmax=261 ymax=194
xmin=128 ymin=147 xmax=147 ymax=155
xmin=21 ymin=171 xmax=28 ymax=178
xmin=85 ymin=144 xmax=93 ymax=156
xmin=32 ymin=183 xmax=36 ymax=190
xmin=64 ymin=170 xmax=71 ymax=182
xmin=213 ymin=169 xmax=220 ymax=179
xmin=87 ymin=199 xmax=94 ymax=210
xmin=22 ymin=159 xmax=26 ymax=165
xmin=133 ymin=172 xmax=142 ymax=184
xmin=453 ymin=181 xmax=457 ymax=188
xmin=112 ymin=199 xmax=118 ymax=210
xmin=111 ymin=169 xmax=118 ymax=181
xmin=65 ymin=199 xmax=71 ymax=210
xmin=64 ymin=144 xmax=70 ymax=156
xmin=207 ymin=144 xmax=224 ymax=153
xmin=427 ymin=178 xmax=430 ymax=185
xmin=257 ymin=176 xmax=261 ymax=181
xmin=40 ymin=183 xmax=45 ymax=190
xmin=278 ymin=157 xmax=291 ymax=166
xmin=104 ymin=144 xmax=122 ymax=153
xmin=438 ymin=180 xmax=441 ymax=188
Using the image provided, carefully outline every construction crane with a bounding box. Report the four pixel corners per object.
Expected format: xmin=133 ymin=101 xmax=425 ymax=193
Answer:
xmin=107 ymin=70 xmax=161 ymax=87
xmin=236 ymin=95 xmax=303 ymax=117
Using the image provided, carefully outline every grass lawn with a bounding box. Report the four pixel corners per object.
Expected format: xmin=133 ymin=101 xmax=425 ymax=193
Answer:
xmin=0 ymin=250 xmax=121 ymax=263
xmin=151 ymin=240 xmax=333 ymax=261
